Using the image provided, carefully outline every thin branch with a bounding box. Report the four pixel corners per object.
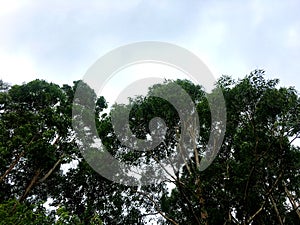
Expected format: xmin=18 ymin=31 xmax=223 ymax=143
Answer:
xmin=284 ymin=184 xmax=300 ymax=219
xmin=136 ymin=191 xmax=179 ymax=225
xmin=177 ymin=139 xmax=192 ymax=176
xmin=0 ymin=150 xmax=25 ymax=183
xmin=247 ymin=204 xmax=264 ymax=224
xmin=149 ymin=152 xmax=177 ymax=182
xmin=269 ymin=194 xmax=283 ymax=225
xmin=188 ymin=117 xmax=200 ymax=169
xmin=19 ymin=169 xmax=42 ymax=203
xmin=177 ymin=178 xmax=203 ymax=225
xmin=247 ymin=171 xmax=283 ymax=224
xmin=140 ymin=212 xmax=159 ymax=217
xmin=39 ymin=154 xmax=65 ymax=183
xmin=0 ymin=134 xmax=38 ymax=183
xmin=175 ymin=122 xmax=192 ymax=175
xmin=230 ymin=211 xmax=240 ymax=224
xmin=289 ymin=133 xmax=300 ymax=145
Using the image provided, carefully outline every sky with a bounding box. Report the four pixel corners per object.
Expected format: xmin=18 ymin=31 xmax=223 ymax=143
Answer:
xmin=0 ymin=0 xmax=300 ymax=98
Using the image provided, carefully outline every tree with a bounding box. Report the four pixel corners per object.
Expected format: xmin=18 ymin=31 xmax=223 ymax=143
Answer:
xmin=0 ymin=80 xmax=107 ymax=224
xmin=99 ymin=70 xmax=299 ymax=224
xmin=0 ymin=70 xmax=299 ymax=224
xmin=0 ymin=80 xmax=74 ymax=203
xmin=0 ymin=199 xmax=52 ymax=225
xmin=160 ymin=71 xmax=299 ymax=224
xmin=0 ymin=79 xmax=141 ymax=224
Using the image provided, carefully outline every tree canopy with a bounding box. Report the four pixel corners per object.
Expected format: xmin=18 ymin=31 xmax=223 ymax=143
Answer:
xmin=0 ymin=70 xmax=299 ymax=224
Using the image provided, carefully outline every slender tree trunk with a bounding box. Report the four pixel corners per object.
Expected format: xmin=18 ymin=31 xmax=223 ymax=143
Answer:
xmin=269 ymin=194 xmax=283 ymax=225
xmin=12 ymin=169 xmax=42 ymax=212
xmin=18 ymin=155 xmax=65 ymax=203
xmin=0 ymin=150 xmax=25 ymax=183
xmin=19 ymin=169 xmax=42 ymax=203
xmin=195 ymin=175 xmax=208 ymax=225
xmin=39 ymin=155 xmax=64 ymax=183
xmin=11 ymin=155 xmax=64 ymax=213
xmin=0 ymin=134 xmax=38 ymax=183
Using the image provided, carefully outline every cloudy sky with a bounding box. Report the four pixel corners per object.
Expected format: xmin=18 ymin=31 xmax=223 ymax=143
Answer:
xmin=0 ymin=0 xmax=299 ymax=94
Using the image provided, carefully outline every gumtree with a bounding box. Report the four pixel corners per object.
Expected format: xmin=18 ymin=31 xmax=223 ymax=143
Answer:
xmin=159 ymin=71 xmax=300 ymax=224
xmin=0 ymin=79 xmax=83 ymax=221
xmin=98 ymin=71 xmax=300 ymax=224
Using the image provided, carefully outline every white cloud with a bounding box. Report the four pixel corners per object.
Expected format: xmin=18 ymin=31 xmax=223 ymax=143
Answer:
xmin=0 ymin=0 xmax=31 ymax=16
xmin=100 ymin=63 xmax=189 ymax=106
xmin=250 ymin=0 xmax=266 ymax=26
xmin=0 ymin=51 xmax=38 ymax=84
xmin=0 ymin=0 xmax=299 ymax=90
xmin=286 ymin=25 xmax=300 ymax=48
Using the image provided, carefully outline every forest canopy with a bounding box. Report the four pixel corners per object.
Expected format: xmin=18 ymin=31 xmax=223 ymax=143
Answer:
xmin=0 ymin=70 xmax=299 ymax=224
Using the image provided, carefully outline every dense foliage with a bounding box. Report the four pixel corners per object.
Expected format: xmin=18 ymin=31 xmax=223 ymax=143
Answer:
xmin=0 ymin=70 xmax=299 ymax=224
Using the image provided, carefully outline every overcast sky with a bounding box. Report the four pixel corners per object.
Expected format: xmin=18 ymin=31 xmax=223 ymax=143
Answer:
xmin=0 ymin=0 xmax=299 ymax=93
